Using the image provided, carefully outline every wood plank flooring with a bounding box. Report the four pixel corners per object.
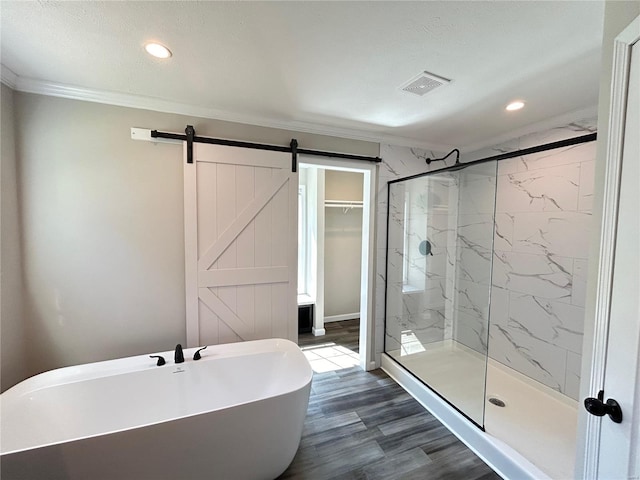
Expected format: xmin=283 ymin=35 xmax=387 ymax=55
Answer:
xmin=298 ymin=318 xmax=361 ymax=353
xmin=280 ymin=321 xmax=501 ymax=480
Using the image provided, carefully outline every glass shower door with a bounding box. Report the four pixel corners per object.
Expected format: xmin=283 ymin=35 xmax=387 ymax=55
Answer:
xmin=384 ymin=161 xmax=497 ymax=426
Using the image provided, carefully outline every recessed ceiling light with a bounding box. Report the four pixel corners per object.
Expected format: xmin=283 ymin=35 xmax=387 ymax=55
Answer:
xmin=145 ymin=42 xmax=172 ymax=59
xmin=506 ymin=101 xmax=525 ymax=111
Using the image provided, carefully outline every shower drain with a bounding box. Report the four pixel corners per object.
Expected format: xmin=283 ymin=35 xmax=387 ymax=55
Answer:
xmin=488 ymin=396 xmax=506 ymax=407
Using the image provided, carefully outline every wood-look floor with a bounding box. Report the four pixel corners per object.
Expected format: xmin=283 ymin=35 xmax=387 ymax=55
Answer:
xmin=298 ymin=319 xmax=361 ymax=353
xmin=279 ymin=320 xmax=501 ymax=480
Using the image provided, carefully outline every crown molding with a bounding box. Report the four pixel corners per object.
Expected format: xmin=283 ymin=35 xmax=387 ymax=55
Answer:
xmin=9 ymin=73 xmax=453 ymax=152
xmin=4 ymin=70 xmax=596 ymax=155
xmin=1 ymin=64 xmax=18 ymax=89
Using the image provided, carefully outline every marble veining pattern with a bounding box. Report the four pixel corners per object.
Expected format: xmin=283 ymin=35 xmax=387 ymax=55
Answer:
xmin=384 ymin=165 xmax=461 ymax=361
xmin=380 ymin=122 xmax=595 ymax=402
xmin=486 ymin=131 xmax=596 ymax=400
xmin=492 ymin=250 xmax=574 ymax=302
xmin=510 ymin=211 xmax=592 ymax=259
xmin=496 ymin=163 xmax=580 ymax=213
xmin=461 ymin=116 xmax=597 ymax=164
xmin=383 ymin=152 xmax=495 ymax=392
xmin=451 ymin=164 xmax=496 ymax=354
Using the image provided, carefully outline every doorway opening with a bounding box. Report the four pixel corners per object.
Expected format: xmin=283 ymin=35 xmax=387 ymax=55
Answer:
xmin=296 ymin=156 xmax=377 ymax=373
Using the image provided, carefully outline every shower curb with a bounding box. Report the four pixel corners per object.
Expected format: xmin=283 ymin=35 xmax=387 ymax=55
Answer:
xmin=381 ymin=354 xmax=550 ymax=480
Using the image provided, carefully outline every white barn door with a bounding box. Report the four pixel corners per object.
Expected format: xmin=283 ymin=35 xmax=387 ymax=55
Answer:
xmin=184 ymin=142 xmax=297 ymax=347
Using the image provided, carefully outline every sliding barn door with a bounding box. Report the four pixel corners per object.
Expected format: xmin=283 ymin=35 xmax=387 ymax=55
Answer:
xmin=184 ymin=143 xmax=297 ymax=347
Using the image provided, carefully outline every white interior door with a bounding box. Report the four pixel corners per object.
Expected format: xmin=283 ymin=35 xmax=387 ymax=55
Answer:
xmin=184 ymin=142 xmax=297 ymax=347
xmin=583 ymin=16 xmax=640 ymax=479
xmin=597 ymin=22 xmax=640 ymax=479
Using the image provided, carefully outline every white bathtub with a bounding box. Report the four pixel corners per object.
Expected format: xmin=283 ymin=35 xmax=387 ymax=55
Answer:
xmin=0 ymin=338 xmax=312 ymax=480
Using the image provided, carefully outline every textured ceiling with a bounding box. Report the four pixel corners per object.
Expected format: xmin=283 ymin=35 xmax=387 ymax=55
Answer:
xmin=0 ymin=1 xmax=604 ymax=150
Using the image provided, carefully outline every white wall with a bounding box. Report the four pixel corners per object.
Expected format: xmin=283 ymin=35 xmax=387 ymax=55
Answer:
xmin=576 ymin=2 xmax=640 ymax=476
xmin=581 ymin=0 xmax=640 ymax=407
xmin=6 ymin=90 xmax=378 ymax=383
xmin=1 ymin=84 xmax=26 ymax=392
xmin=323 ymin=170 xmax=363 ymax=319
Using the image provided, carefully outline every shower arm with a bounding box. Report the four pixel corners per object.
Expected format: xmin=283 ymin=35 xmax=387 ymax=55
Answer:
xmin=425 ymin=148 xmax=460 ymax=166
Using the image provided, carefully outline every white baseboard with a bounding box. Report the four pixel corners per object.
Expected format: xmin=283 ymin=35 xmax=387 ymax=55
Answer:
xmin=381 ymin=354 xmax=549 ymax=480
xmin=311 ymin=327 xmax=326 ymax=336
xmin=324 ymin=313 xmax=360 ymax=323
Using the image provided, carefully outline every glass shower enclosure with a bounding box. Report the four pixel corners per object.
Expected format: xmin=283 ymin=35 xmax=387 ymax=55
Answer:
xmin=384 ymin=161 xmax=497 ymax=426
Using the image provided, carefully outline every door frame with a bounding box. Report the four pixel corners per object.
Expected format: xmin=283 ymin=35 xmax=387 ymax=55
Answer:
xmin=580 ymin=15 xmax=640 ymax=478
xmin=299 ymin=155 xmax=378 ymax=371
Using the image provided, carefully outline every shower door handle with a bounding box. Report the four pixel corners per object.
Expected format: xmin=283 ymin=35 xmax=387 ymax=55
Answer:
xmin=584 ymin=390 xmax=622 ymax=423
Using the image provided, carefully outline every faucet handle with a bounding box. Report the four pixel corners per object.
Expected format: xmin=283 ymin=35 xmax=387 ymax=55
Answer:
xmin=150 ymin=355 xmax=166 ymax=366
xmin=174 ymin=344 xmax=184 ymax=364
xmin=193 ymin=346 xmax=208 ymax=360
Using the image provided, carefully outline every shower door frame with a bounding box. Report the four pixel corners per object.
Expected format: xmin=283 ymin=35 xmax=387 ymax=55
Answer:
xmin=383 ymin=162 xmax=497 ymax=430
xmin=381 ymin=132 xmax=601 ymax=480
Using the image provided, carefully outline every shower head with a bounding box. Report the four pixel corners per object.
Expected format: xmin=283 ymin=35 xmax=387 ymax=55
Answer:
xmin=426 ymin=148 xmax=460 ymax=166
xmin=445 ymin=162 xmax=468 ymax=173
xmin=432 ymin=161 xmax=467 ymax=178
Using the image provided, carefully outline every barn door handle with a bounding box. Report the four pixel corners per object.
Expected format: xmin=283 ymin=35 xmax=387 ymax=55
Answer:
xmin=185 ymin=125 xmax=195 ymax=164
xmin=290 ymin=139 xmax=298 ymax=173
xmin=584 ymin=390 xmax=622 ymax=423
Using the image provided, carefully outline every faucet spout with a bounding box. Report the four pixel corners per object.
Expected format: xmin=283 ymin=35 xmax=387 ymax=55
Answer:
xmin=174 ymin=344 xmax=184 ymax=364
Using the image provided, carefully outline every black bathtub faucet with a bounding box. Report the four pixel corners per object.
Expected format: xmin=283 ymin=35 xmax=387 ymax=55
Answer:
xmin=193 ymin=345 xmax=208 ymax=360
xmin=174 ymin=344 xmax=184 ymax=364
xmin=150 ymin=355 xmax=166 ymax=366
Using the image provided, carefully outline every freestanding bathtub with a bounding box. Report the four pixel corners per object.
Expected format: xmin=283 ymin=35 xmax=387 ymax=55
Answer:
xmin=0 ymin=338 xmax=312 ymax=480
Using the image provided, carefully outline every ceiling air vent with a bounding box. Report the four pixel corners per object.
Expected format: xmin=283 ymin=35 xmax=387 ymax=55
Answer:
xmin=400 ymin=71 xmax=451 ymax=96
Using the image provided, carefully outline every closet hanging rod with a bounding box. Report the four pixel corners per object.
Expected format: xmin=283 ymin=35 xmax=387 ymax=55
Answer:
xmin=325 ymin=203 xmax=364 ymax=209
xmin=148 ymin=125 xmax=382 ymax=166
xmin=325 ymin=199 xmax=364 ymax=205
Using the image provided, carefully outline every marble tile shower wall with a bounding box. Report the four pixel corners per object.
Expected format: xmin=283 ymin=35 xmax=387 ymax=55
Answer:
xmin=452 ymin=164 xmax=497 ymax=355
xmin=461 ymin=117 xmax=597 ymax=163
xmin=377 ymin=145 xmax=450 ymax=359
xmin=378 ymin=119 xmax=596 ymax=401
xmin=489 ymin=140 xmax=596 ymax=400
xmin=385 ymin=176 xmax=459 ymax=353
xmin=381 ymin=156 xmax=498 ymax=359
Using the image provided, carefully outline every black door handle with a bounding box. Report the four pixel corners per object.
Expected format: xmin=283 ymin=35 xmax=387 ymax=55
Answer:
xmin=584 ymin=390 xmax=622 ymax=424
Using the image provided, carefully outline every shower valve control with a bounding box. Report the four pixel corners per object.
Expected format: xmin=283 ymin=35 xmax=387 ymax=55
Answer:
xmin=584 ymin=390 xmax=622 ymax=424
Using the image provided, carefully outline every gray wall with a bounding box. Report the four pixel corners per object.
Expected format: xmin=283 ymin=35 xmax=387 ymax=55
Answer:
xmin=4 ymin=90 xmax=378 ymax=386
xmin=323 ymin=170 xmax=363 ymax=318
xmin=1 ymin=84 xmax=26 ymax=392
